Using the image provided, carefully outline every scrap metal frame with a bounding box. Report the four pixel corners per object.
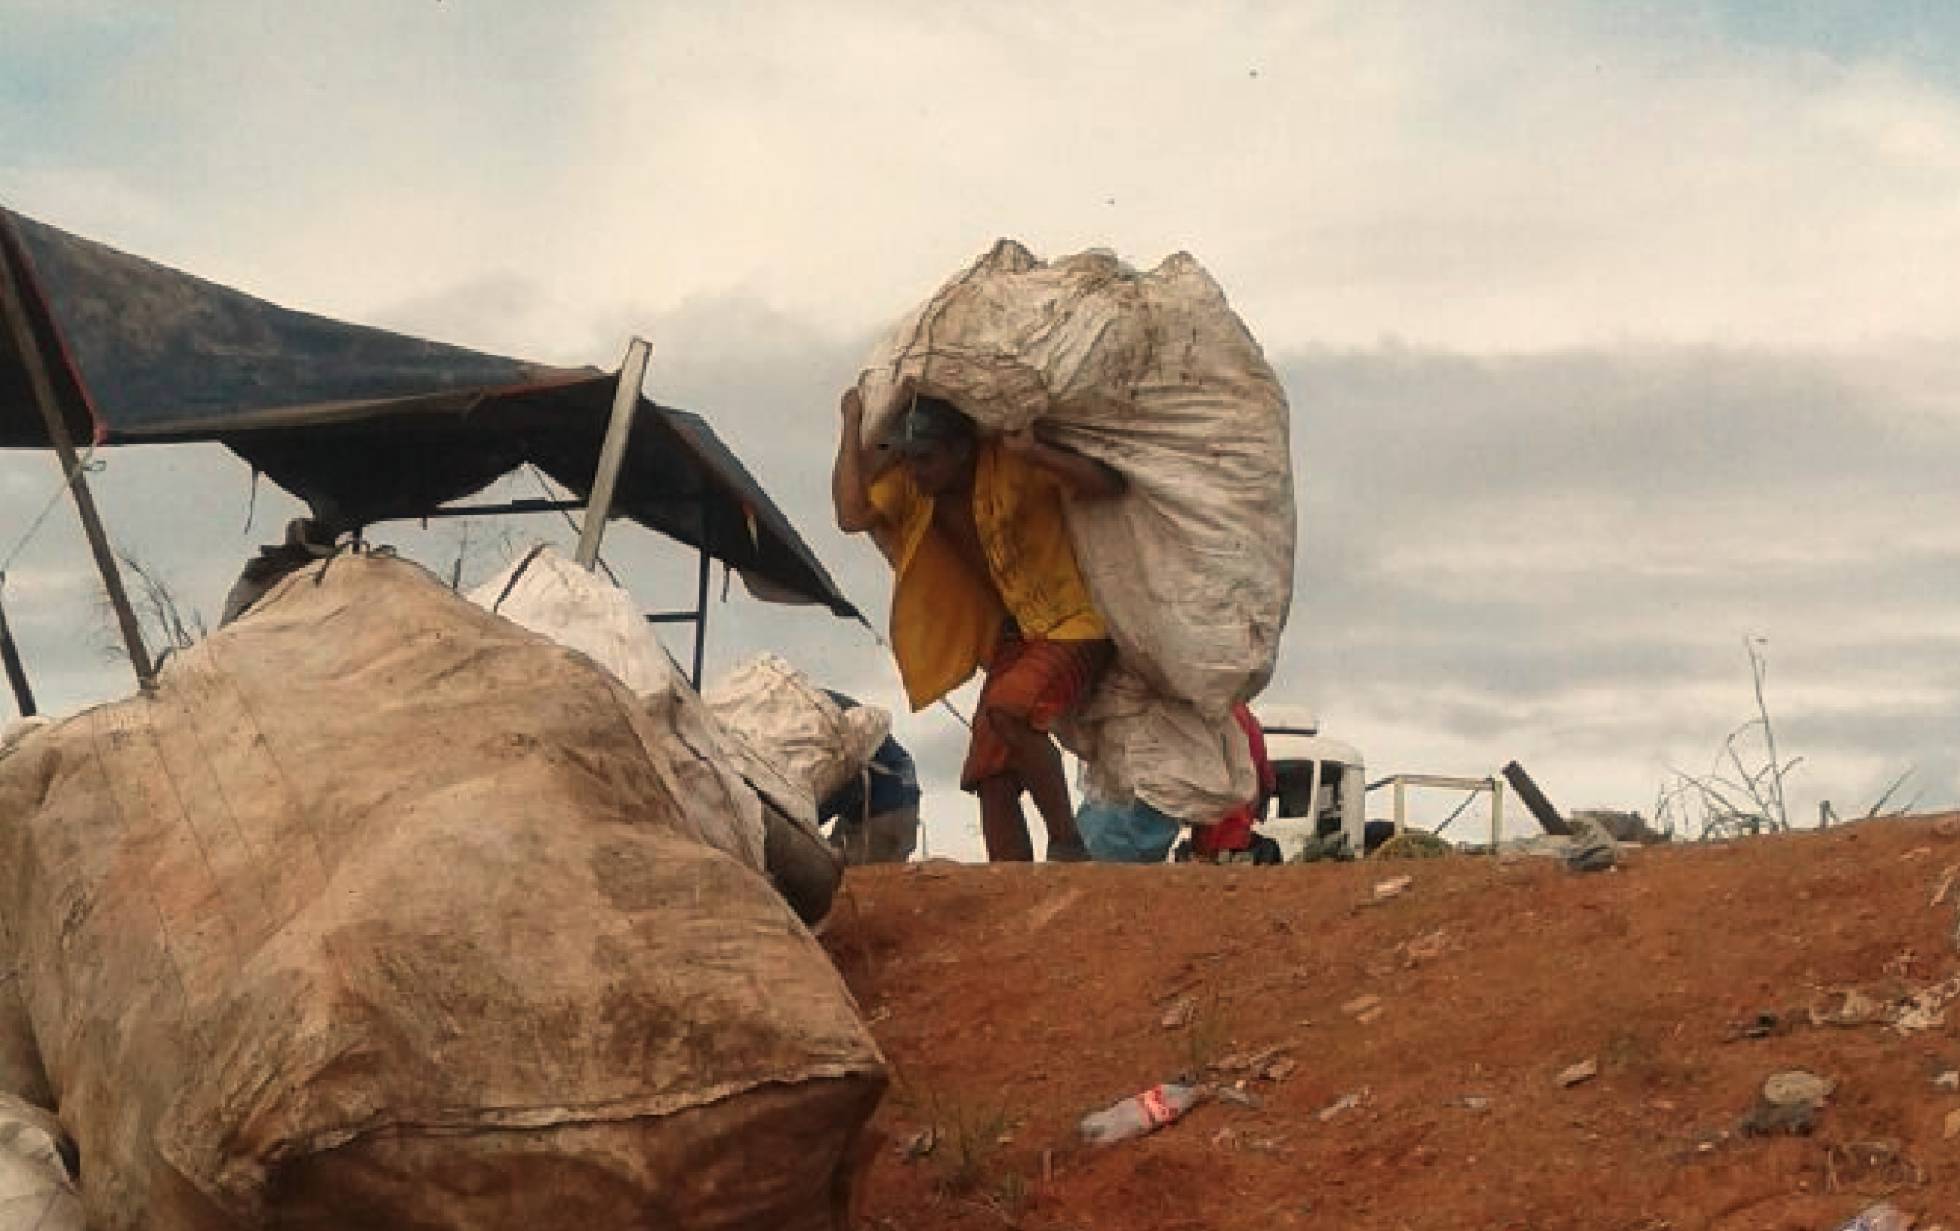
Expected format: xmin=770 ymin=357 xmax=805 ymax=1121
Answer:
xmin=1366 ymin=772 xmax=1507 ymax=851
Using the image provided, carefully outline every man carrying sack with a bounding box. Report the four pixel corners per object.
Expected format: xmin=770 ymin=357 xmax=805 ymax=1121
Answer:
xmin=833 ymin=384 xmax=1125 ymax=862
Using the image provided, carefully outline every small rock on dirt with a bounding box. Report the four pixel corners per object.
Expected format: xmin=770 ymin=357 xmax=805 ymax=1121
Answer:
xmin=1933 ymin=864 xmax=1959 ymax=907
xmin=1556 ymin=1058 xmax=1599 ymax=1088
xmin=1213 ymin=1085 xmax=1262 ymax=1110
xmin=1373 ymin=876 xmax=1413 ymax=901
xmin=1263 ymin=1057 xmax=1298 ymax=1083
xmin=1402 ymin=929 xmax=1449 ymax=964
xmin=1740 ymin=1100 xmax=1819 ymax=1137
xmin=1738 ymin=1069 xmax=1834 ymax=1137
xmin=1342 ymin=994 xmax=1383 ymax=1018
xmin=1160 ymin=995 xmax=1197 ymax=1030
xmin=1810 ymin=987 xmax=1884 ymax=1028
xmin=898 ymin=1127 xmax=938 ymax=1161
xmin=1724 ymin=1011 xmax=1788 ymax=1042
xmin=1212 ymin=1045 xmax=1284 ymax=1075
xmin=1317 ymin=1091 xmax=1364 ymax=1122
xmin=1894 ymin=973 xmax=1960 ymax=1034
xmin=1566 ymin=841 xmax=1618 ymax=873
xmin=1935 ymin=1070 xmax=1960 ymax=1091
xmin=1762 ymin=1070 xmax=1834 ymax=1108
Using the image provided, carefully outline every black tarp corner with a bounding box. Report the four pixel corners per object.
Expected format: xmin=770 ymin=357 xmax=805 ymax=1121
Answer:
xmin=0 ymin=207 xmax=856 ymax=618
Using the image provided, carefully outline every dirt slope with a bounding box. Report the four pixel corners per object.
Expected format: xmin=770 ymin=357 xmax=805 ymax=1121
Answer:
xmin=826 ymin=815 xmax=1960 ymax=1230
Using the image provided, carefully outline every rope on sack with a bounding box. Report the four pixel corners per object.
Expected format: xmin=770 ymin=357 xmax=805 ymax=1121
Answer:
xmin=524 ymin=463 xmax=622 ymax=587
xmin=851 ymin=614 xmax=970 ymax=730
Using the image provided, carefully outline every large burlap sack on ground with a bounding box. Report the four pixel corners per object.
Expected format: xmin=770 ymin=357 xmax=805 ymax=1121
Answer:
xmin=705 ymin=655 xmax=891 ymax=814
xmin=0 ymin=553 xmax=885 ymax=1231
xmin=469 ymin=545 xmax=843 ymax=923
xmin=855 ymin=240 xmax=1290 ymax=818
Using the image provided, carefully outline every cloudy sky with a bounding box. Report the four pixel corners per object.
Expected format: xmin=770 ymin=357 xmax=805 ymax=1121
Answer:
xmin=4 ymin=1 xmax=1957 ymax=857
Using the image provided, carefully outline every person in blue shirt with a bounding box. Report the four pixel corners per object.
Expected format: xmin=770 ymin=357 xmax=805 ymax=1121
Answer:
xmin=819 ymin=691 xmax=922 ymax=864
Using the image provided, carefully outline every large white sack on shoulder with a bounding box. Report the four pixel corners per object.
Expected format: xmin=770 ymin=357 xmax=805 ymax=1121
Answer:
xmin=468 ymin=545 xmax=767 ymax=873
xmin=0 ymin=1090 xmax=85 ymax=1230
xmin=1068 ymin=665 xmax=1257 ymax=823
xmin=705 ymin=655 xmax=892 ymax=807
xmin=855 ymin=240 xmax=1294 ymax=718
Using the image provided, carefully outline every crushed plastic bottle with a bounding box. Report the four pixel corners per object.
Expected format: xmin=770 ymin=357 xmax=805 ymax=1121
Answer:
xmin=1837 ymin=1203 xmax=1914 ymax=1231
xmin=1078 ymin=1082 xmax=1203 ymax=1144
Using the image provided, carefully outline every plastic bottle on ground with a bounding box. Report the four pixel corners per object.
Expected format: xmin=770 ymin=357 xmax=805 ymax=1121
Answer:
xmin=1078 ymin=1083 xmax=1202 ymax=1144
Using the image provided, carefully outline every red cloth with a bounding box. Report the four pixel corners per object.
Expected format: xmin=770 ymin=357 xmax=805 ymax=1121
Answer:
xmin=960 ymin=634 xmax=1114 ymax=790
xmin=1192 ymin=705 xmax=1273 ymax=858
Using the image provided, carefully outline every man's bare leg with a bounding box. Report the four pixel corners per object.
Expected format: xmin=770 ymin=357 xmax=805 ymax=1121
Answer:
xmin=977 ymin=775 xmax=1034 ymax=862
xmin=993 ymin=712 xmax=1084 ymax=855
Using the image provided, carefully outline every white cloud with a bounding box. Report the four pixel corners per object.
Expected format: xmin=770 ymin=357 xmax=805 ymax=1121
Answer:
xmin=12 ymin=1 xmax=1960 ymax=358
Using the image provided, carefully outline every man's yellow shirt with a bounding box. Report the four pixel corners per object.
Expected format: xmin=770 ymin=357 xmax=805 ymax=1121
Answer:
xmin=868 ymin=441 xmax=1108 ymax=710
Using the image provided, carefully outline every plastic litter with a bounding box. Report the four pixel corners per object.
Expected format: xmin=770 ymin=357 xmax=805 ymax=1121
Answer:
xmin=1079 ymin=1083 xmax=1202 ymax=1144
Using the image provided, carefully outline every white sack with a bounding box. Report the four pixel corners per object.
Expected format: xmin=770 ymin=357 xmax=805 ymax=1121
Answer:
xmin=705 ymin=655 xmax=891 ymax=811
xmin=0 ymin=1093 xmax=82 ymax=1231
xmin=1069 ymin=664 xmax=1258 ymax=820
xmin=855 ymin=240 xmax=1294 ymax=820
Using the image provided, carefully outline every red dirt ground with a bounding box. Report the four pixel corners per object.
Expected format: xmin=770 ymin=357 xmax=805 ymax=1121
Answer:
xmin=825 ymin=814 xmax=1960 ymax=1231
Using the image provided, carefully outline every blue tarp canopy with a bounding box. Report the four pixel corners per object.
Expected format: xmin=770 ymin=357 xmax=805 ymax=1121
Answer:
xmin=0 ymin=207 xmax=855 ymax=617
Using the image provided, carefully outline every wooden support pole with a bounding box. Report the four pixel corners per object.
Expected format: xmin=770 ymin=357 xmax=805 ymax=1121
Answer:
xmin=0 ymin=580 xmax=36 ymax=717
xmin=575 ymin=337 xmax=652 ymax=570
xmin=0 ymin=236 xmax=154 ymax=690
xmin=1489 ymin=778 xmax=1505 ymax=849
xmin=1499 ymin=760 xmax=1572 ymax=836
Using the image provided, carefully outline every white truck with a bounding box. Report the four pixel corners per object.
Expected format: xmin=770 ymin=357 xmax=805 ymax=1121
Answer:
xmin=1254 ymin=705 xmax=1370 ymax=860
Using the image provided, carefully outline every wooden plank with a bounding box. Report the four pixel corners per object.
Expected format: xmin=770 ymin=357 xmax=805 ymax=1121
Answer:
xmin=575 ymin=337 xmax=652 ymax=569
xmin=689 ymin=537 xmax=711 ymax=689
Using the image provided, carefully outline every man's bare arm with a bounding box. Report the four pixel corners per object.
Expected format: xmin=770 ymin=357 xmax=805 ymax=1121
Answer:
xmin=1000 ymin=428 xmax=1127 ymax=499
xmin=832 ymin=389 xmax=881 ymax=533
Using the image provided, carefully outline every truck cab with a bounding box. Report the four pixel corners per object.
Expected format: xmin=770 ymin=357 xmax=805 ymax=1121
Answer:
xmin=1254 ymin=705 xmax=1367 ymax=861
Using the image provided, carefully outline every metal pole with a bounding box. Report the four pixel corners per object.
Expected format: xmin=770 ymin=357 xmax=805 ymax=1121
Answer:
xmin=575 ymin=337 xmax=652 ymax=569
xmin=689 ymin=537 xmax=711 ymax=690
xmin=0 ymin=580 xmax=35 ymax=717
xmin=1499 ymin=760 xmax=1573 ymax=835
xmin=0 ymin=234 xmax=154 ymax=690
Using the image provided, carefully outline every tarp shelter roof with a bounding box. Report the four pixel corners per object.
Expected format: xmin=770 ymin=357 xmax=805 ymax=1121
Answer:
xmin=0 ymin=207 xmax=856 ymax=618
